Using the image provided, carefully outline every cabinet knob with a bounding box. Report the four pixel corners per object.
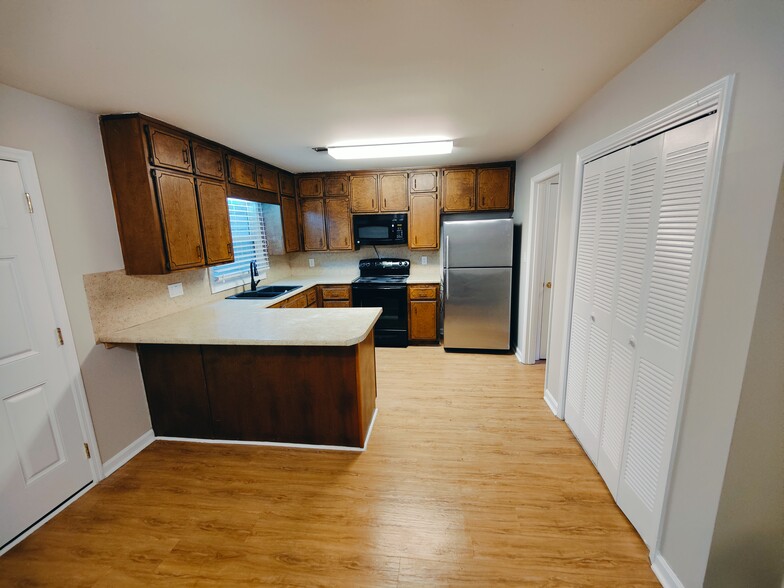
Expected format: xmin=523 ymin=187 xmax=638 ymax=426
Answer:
xmin=546 ymin=281 xmax=552 ymax=289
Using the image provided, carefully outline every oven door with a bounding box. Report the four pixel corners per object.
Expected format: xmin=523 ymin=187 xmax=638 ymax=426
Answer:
xmin=352 ymin=284 xmax=408 ymax=347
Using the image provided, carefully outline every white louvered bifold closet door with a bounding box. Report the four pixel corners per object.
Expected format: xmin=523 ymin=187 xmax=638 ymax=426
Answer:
xmin=564 ymin=147 xmax=630 ymax=462
xmin=564 ymin=112 xmax=719 ymax=548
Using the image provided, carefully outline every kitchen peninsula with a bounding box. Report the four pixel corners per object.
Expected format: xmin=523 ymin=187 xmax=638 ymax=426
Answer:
xmin=103 ymin=299 xmax=381 ymax=449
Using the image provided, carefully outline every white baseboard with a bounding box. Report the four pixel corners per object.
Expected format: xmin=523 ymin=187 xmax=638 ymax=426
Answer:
xmin=363 ymin=408 xmax=378 ymax=449
xmin=513 ymin=346 xmax=525 ymax=363
xmin=155 ymin=435 xmax=367 ymax=453
xmin=101 ymin=429 xmax=155 ymax=478
xmin=543 ymin=388 xmax=560 ymax=417
xmin=651 ymin=552 xmax=685 ymax=588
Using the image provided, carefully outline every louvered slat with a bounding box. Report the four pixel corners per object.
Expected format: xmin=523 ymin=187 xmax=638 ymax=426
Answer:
xmin=573 ymin=173 xmax=600 ymax=304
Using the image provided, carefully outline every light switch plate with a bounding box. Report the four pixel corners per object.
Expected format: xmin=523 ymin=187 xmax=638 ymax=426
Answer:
xmin=168 ymin=283 xmax=184 ymax=298
xmin=421 ymin=256 xmax=428 ymax=265
xmin=308 ymin=258 xmax=315 ymax=268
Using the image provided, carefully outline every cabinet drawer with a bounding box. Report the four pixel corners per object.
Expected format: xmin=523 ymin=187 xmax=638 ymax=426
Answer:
xmin=320 ymin=285 xmax=351 ymax=300
xmin=322 ymin=300 xmax=351 ymax=308
xmin=306 ymin=288 xmax=318 ymax=307
xmin=409 ymin=284 xmax=438 ymax=300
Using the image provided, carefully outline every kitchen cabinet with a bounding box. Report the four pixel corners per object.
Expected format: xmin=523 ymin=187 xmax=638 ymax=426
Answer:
xmin=146 ymin=124 xmax=193 ymax=173
xmin=410 ymin=170 xmax=438 ymax=193
xmin=325 ymin=175 xmax=350 ymax=197
xmin=281 ymin=291 xmax=308 ymax=308
xmin=408 ymin=284 xmax=439 ymax=342
xmin=153 ymin=170 xmax=205 ymax=271
xmin=226 ymin=154 xmax=256 ymax=188
xmin=256 ymin=165 xmax=279 ymax=194
xmin=305 ymin=288 xmax=318 ymax=307
xmin=319 ymin=285 xmax=351 ymax=307
xmin=192 ymin=141 xmax=225 ymax=180
xmin=409 ymin=193 xmax=440 ymax=249
xmin=280 ymin=195 xmax=301 ymax=252
xmin=196 ymin=178 xmax=233 ymax=265
xmin=301 ymin=199 xmax=327 ymax=251
xmin=350 ymin=174 xmax=379 ymax=213
xmin=379 ymin=172 xmax=409 ymax=212
xmin=442 ymin=168 xmax=476 ymax=212
xmin=279 ymin=171 xmax=295 ymax=196
xmin=298 ymin=176 xmax=324 ymax=198
xmin=478 ymin=167 xmax=512 ymax=210
xmin=325 ymin=198 xmax=353 ymax=250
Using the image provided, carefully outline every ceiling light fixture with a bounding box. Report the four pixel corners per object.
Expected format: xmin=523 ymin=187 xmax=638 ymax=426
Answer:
xmin=326 ymin=140 xmax=453 ymax=160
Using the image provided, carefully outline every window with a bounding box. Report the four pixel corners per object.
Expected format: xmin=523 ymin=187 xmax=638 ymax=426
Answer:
xmin=209 ymin=198 xmax=270 ymax=293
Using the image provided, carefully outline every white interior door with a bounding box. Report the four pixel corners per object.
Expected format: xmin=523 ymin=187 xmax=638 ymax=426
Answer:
xmin=0 ymin=159 xmax=92 ymax=549
xmin=537 ymin=178 xmax=559 ymax=359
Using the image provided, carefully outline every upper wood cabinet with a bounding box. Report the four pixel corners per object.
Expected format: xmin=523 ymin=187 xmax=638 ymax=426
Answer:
xmin=279 ymin=172 xmax=295 ymax=196
xmin=192 ymin=141 xmax=225 ymax=180
xmin=350 ymin=174 xmax=379 ymax=213
xmin=152 ymin=170 xmax=204 ymax=271
xmin=409 ymin=193 xmax=439 ymax=249
xmin=256 ymin=165 xmax=279 ymax=194
xmin=145 ymin=124 xmax=193 ymax=173
xmin=325 ymin=198 xmax=353 ymax=250
xmin=379 ymin=172 xmax=409 ymax=212
xmin=301 ymin=199 xmax=327 ymax=251
xmin=280 ymin=196 xmax=301 ymax=253
xmin=325 ymin=175 xmax=350 ymax=197
xmin=442 ymin=169 xmax=477 ymax=212
xmin=196 ymin=178 xmax=233 ymax=265
xmin=410 ymin=170 xmax=438 ymax=193
xmin=226 ymin=155 xmax=256 ymax=188
xmin=299 ymin=176 xmax=324 ymax=198
xmin=478 ymin=167 xmax=512 ymax=210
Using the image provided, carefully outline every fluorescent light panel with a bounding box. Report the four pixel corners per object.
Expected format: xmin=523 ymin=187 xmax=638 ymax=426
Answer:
xmin=327 ymin=140 xmax=453 ymax=160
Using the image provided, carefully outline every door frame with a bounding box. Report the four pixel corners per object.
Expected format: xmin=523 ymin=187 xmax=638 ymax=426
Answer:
xmin=555 ymin=76 xmax=734 ymax=557
xmin=0 ymin=146 xmax=102 ymax=550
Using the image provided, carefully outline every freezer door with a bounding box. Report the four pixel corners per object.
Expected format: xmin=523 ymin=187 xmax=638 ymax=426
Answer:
xmin=442 ymin=218 xmax=513 ymax=268
xmin=443 ymin=267 xmax=512 ymax=350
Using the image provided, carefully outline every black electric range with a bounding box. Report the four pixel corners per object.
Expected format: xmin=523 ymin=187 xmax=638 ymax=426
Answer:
xmin=352 ymin=258 xmax=410 ymax=348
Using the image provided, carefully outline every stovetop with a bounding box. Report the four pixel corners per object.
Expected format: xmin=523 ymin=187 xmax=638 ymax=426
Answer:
xmin=353 ymin=275 xmax=408 ymax=284
xmin=355 ymin=258 xmax=411 ymax=284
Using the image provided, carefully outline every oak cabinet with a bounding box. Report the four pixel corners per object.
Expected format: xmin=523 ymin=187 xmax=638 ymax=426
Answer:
xmin=226 ymin=155 xmax=256 ymax=188
xmin=319 ymin=284 xmax=351 ymax=307
xmin=322 ymin=300 xmax=351 ymax=308
xmin=409 ymin=193 xmax=440 ymax=249
xmin=192 ymin=141 xmax=225 ymax=180
xmin=305 ymin=287 xmax=318 ymax=307
xmin=279 ymin=172 xmax=295 ymax=196
xmin=408 ymin=284 xmax=439 ymax=342
xmin=280 ymin=196 xmax=301 ymax=252
xmin=379 ymin=172 xmax=409 ymax=212
xmin=153 ymin=170 xmax=204 ymax=271
xmin=350 ymin=174 xmax=379 ymax=213
xmin=325 ymin=198 xmax=353 ymax=250
xmin=298 ymin=176 xmax=324 ymax=198
xmin=301 ymin=199 xmax=327 ymax=251
xmin=410 ymin=170 xmax=438 ymax=193
xmin=325 ymin=175 xmax=350 ymax=197
xmin=146 ymin=124 xmax=193 ymax=173
xmin=281 ymin=291 xmax=308 ymax=308
xmin=478 ymin=167 xmax=512 ymax=210
xmin=442 ymin=169 xmax=476 ymax=212
xmin=196 ymin=178 xmax=233 ymax=265
xmin=256 ymin=165 xmax=279 ymax=194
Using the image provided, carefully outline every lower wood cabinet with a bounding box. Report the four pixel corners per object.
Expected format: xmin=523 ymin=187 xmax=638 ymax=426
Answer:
xmin=408 ymin=284 xmax=439 ymax=342
xmin=319 ymin=284 xmax=352 ymax=307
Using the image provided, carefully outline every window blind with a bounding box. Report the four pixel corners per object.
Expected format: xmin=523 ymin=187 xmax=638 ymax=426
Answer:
xmin=209 ymin=198 xmax=270 ymax=291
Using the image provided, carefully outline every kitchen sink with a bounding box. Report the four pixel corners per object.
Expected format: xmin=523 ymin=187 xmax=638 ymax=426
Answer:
xmin=226 ymin=285 xmax=301 ymax=299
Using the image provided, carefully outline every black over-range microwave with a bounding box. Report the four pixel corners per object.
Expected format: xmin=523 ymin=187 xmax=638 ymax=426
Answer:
xmin=353 ymin=213 xmax=408 ymax=247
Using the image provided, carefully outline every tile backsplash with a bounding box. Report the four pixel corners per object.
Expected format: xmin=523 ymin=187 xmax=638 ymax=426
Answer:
xmin=287 ymin=246 xmax=438 ymax=275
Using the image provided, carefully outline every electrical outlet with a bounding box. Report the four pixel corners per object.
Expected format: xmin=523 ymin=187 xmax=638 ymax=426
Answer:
xmin=308 ymin=258 xmax=315 ymax=268
xmin=421 ymin=256 xmax=428 ymax=265
xmin=167 ymin=283 xmax=184 ymax=298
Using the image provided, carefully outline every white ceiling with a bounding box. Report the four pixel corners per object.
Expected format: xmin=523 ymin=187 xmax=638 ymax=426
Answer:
xmin=0 ymin=0 xmax=701 ymax=173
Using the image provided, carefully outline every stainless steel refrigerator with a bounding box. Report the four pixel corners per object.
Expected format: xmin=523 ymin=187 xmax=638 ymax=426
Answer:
xmin=441 ymin=216 xmax=513 ymax=350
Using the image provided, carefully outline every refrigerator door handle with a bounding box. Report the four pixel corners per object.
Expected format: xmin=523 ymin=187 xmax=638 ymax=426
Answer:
xmin=445 ymin=235 xmax=449 ymax=271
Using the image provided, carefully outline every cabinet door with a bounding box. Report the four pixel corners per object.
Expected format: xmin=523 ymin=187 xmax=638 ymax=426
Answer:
xmin=443 ymin=169 xmax=476 ymax=212
xmin=226 ymin=155 xmax=256 ymax=187
xmin=322 ymin=300 xmax=351 ymax=308
xmin=279 ymin=172 xmax=295 ymax=196
xmin=350 ymin=174 xmax=379 ymax=213
xmin=298 ymin=176 xmax=324 ymax=198
xmin=325 ymin=175 xmax=350 ymax=197
xmin=301 ymin=199 xmax=327 ymax=251
xmin=280 ymin=196 xmax=301 ymax=252
xmin=257 ymin=165 xmax=279 ymax=193
xmin=192 ymin=141 xmax=225 ymax=180
xmin=146 ymin=124 xmax=193 ymax=173
xmin=478 ymin=167 xmax=511 ymax=210
xmin=409 ymin=193 xmax=439 ymax=249
xmin=410 ymin=300 xmax=438 ymax=341
xmin=154 ymin=170 xmax=205 ymax=270
xmin=410 ymin=170 xmax=438 ymax=193
xmin=196 ymin=178 xmax=233 ymax=265
xmin=325 ymin=198 xmax=353 ymax=250
xmin=380 ymin=172 xmax=409 ymax=212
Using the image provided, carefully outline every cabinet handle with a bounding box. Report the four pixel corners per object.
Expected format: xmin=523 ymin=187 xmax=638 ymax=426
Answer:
xmin=217 ymin=159 xmax=223 ymax=173
xmin=196 ymin=244 xmax=202 ymax=259
xmin=383 ymin=198 xmax=387 ymax=208
xmin=414 ymin=178 xmax=417 ymax=190
xmin=227 ymin=243 xmax=232 ymax=255
xmin=182 ymin=148 xmax=189 ymax=163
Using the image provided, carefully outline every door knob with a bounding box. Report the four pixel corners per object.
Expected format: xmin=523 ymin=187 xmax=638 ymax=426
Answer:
xmin=545 ymin=281 xmax=552 ymax=289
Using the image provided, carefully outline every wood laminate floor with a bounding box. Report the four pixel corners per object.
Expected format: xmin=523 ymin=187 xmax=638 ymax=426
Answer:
xmin=0 ymin=346 xmax=657 ymax=587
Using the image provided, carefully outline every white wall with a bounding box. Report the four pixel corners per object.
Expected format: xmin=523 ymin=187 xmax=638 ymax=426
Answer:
xmin=0 ymin=83 xmax=151 ymax=462
xmin=512 ymin=0 xmax=784 ymax=585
